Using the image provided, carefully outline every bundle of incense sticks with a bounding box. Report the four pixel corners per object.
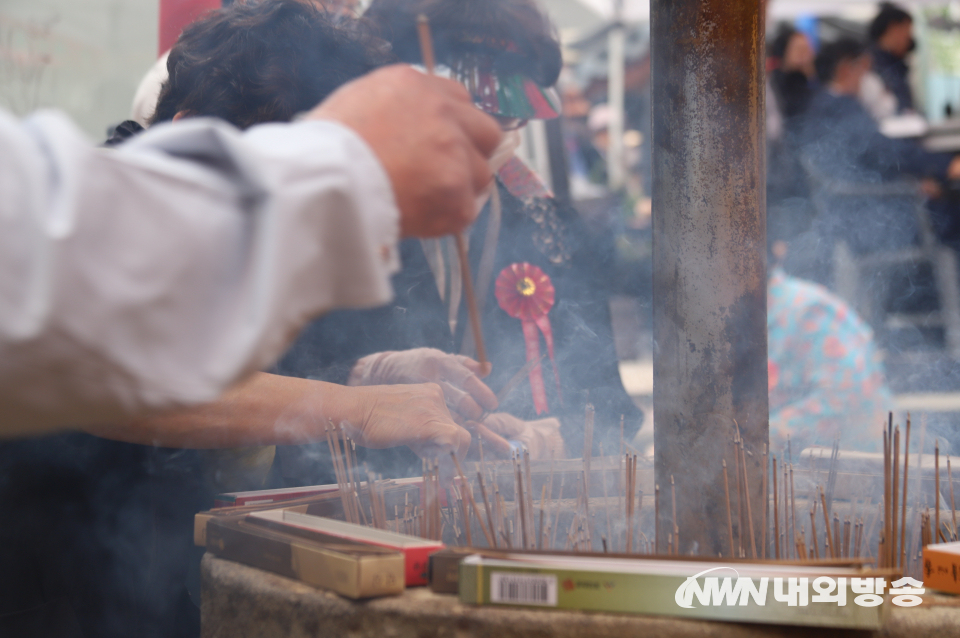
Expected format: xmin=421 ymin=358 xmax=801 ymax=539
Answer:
xmin=312 ymin=406 xmax=960 ymax=579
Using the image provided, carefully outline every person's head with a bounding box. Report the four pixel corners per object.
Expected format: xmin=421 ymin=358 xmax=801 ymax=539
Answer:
xmin=868 ymin=2 xmax=914 ymax=58
xmin=152 ymin=0 xmax=389 ymax=129
xmin=363 ymin=0 xmax=562 ymax=128
xmin=770 ymin=25 xmax=815 ymax=77
xmin=815 ymin=37 xmax=869 ymax=95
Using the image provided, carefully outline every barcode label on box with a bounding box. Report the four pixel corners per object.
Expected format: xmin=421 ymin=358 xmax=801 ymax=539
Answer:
xmin=490 ymin=572 xmax=557 ymax=606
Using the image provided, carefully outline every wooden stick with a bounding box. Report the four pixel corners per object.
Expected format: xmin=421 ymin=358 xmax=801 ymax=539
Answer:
xmin=516 ymin=462 xmax=528 ymax=549
xmin=671 ymin=474 xmax=679 ymax=554
xmin=950 ymin=457 xmax=958 ymax=540
xmin=833 ymin=513 xmax=841 ymax=560
xmin=820 ymin=487 xmax=835 ymax=559
xmin=451 ymin=452 xmax=493 ymax=547
xmin=783 ymin=462 xmax=790 ymax=559
xmin=417 ymin=14 xmax=486 ymax=367
xmin=810 ymin=506 xmax=819 ymax=559
xmin=892 ymin=426 xmax=900 ymax=568
xmin=325 ymin=423 xmax=354 ymax=524
xmin=761 ymin=444 xmax=768 ymax=559
xmin=477 ymin=472 xmax=498 ymax=549
xmin=772 ymin=456 xmax=780 ymax=559
xmin=724 ymin=459 xmax=735 ymax=558
xmin=883 ymin=427 xmax=890 ymax=567
xmin=936 ymin=440 xmax=941 ymax=547
xmin=524 ymin=450 xmax=535 ymax=548
xmin=733 ymin=436 xmax=745 ymax=557
xmin=901 ymin=414 xmax=911 ymax=569
xmin=789 ymin=463 xmax=797 ymax=561
xmin=654 ymin=483 xmax=660 ymax=554
xmin=600 ymin=444 xmax=612 ymax=550
xmin=626 ymin=454 xmax=634 ymax=553
xmin=843 ymin=517 xmax=852 ymax=559
xmin=742 ymin=441 xmax=757 ymax=559
xmin=551 ymin=475 xmax=565 ymax=550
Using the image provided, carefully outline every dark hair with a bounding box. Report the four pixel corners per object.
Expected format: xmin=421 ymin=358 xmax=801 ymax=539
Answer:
xmin=152 ymin=0 xmax=389 ymax=129
xmin=363 ymin=0 xmax=561 ymax=87
xmin=868 ymin=3 xmax=912 ymax=42
xmin=769 ymin=25 xmax=798 ymax=61
xmin=814 ymin=37 xmax=867 ymax=83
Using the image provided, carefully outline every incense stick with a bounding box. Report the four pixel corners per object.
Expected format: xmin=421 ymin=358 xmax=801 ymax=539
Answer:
xmin=762 ymin=444 xmax=768 ymax=559
xmin=724 ymin=459 xmax=735 ymax=558
xmin=742 ymin=440 xmax=757 ymax=559
xmin=773 ymin=456 xmax=780 ymax=559
xmin=936 ymin=440 xmax=941 ymax=547
xmin=950 ymin=457 xmax=957 ymax=540
xmin=671 ymin=474 xmax=678 ymax=555
xmin=892 ymin=426 xmax=900 ymax=567
xmin=901 ymin=414 xmax=911 ymax=568
xmin=416 ymin=14 xmax=487 ymax=368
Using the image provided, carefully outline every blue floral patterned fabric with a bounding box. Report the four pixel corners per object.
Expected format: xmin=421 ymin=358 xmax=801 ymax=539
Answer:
xmin=767 ymin=269 xmax=893 ymax=453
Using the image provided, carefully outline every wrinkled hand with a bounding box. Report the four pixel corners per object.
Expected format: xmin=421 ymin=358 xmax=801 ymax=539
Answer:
xmin=307 ymin=65 xmax=503 ymax=238
xmin=480 ymin=413 xmax=566 ymax=460
xmin=339 ymin=383 xmax=471 ymax=460
xmin=348 ymin=348 xmax=497 ymax=420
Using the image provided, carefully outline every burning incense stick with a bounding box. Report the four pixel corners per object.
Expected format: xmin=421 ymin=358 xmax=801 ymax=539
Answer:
xmin=761 ymin=444 xmax=768 ymax=559
xmin=773 ymin=456 xmax=780 ymax=559
xmin=626 ymin=454 xmax=634 ymax=553
xmin=671 ymin=474 xmax=678 ymax=555
xmin=723 ymin=459 xmax=735 ymax=558
xmin=451 ymin=452 xmax=493 ymax=546
xmin=901 ymin=414 xmax=911 ymax=568
xmin=950 ymin=457 xmax=957 ymax=540
xmin=882 ymin=427 xmax=890 ymax=567
xmin=741 ymin=440 xmax=757 ymax=559
xmin=416 ymin=14 xmax=486 ymax=368
xmin=892 ymin=426 xmax=900 ymax=567
xmin=789 ymin=463 xmax=797 ymax=560
xmin=936 ymin=440 xmax=941 ymax=546
xmin=477 ymin=472 xmax=497 ymax=548
xmin=820 ymin=487 xmax=835 ymax=559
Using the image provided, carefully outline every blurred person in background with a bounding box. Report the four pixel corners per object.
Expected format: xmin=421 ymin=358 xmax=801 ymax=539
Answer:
xmin=868 ymin=2 xmax=917 ymax=114
xmin=767 ymin=204 xmax=894 ymax=454
xmin=768 ymin=24 xmax=817 ymax=123
xmin=277 ymin=0 xmax=644 ymax=482
xmin=793 ymin=38 xmax=960 ymax=255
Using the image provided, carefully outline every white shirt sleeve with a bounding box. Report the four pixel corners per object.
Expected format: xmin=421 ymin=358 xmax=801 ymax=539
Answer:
xmin=0 ymin=109 xmax=400 ymax=436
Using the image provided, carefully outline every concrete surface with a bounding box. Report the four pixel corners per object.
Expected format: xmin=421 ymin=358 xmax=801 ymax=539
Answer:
xmin=201 ymin=554 xmax=960 ymax=638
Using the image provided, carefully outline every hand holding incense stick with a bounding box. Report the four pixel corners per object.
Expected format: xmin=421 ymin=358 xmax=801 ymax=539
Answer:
xmin=417 ymin=14 xmax=488 ymax=371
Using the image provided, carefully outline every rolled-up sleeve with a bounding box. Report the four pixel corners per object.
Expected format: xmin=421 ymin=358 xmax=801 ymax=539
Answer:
xmin=0 ymin=109 xmax=399 ymax=436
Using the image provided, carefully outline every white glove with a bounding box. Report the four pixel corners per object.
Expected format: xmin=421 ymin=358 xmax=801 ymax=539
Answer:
xmin=349 ymin=348 xmax=497 ymax=420
xmin=480 ymin=413 xmax=566 ymax=460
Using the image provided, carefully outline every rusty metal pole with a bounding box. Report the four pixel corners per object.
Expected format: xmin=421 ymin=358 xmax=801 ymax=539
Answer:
xmin=651 ymin=0 xmax=767 ymax=556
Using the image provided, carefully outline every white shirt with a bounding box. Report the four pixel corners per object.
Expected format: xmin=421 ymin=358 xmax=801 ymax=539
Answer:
xmin=0 ymin=109 xmax=399 ymax=436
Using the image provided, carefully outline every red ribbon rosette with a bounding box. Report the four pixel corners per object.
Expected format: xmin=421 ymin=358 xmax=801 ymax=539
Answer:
xmin=495 ymin=262 xmax=561 ymax=414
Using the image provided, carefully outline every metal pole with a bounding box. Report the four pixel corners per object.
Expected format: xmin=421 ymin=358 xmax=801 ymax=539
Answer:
xmin=606 ymin=0 xmax=626 ymax=191
xmin=651 ymin=0 xmax=767 ymax=556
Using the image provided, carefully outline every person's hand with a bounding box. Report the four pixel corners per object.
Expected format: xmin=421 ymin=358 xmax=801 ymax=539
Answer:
xmin=307 ymin=65 xmax=503 ymax=238
xmin=339 ymin=383 xmax=471 ymax=460
xmin=348 ymin=348 xmax=497 ymax=420
xmin=478 ymin=413 xmax=566 ymax=460
xmin=948 ymin=156 xmax=960 ymax=181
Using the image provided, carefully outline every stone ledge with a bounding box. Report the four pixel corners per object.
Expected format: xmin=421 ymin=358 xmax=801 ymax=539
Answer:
xmin=201 ymin=553 xmax=960 ymax=638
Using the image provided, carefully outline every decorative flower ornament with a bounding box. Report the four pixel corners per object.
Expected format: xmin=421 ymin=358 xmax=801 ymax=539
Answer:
xmin=495 ymin=262 xmax=561 ymax=414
